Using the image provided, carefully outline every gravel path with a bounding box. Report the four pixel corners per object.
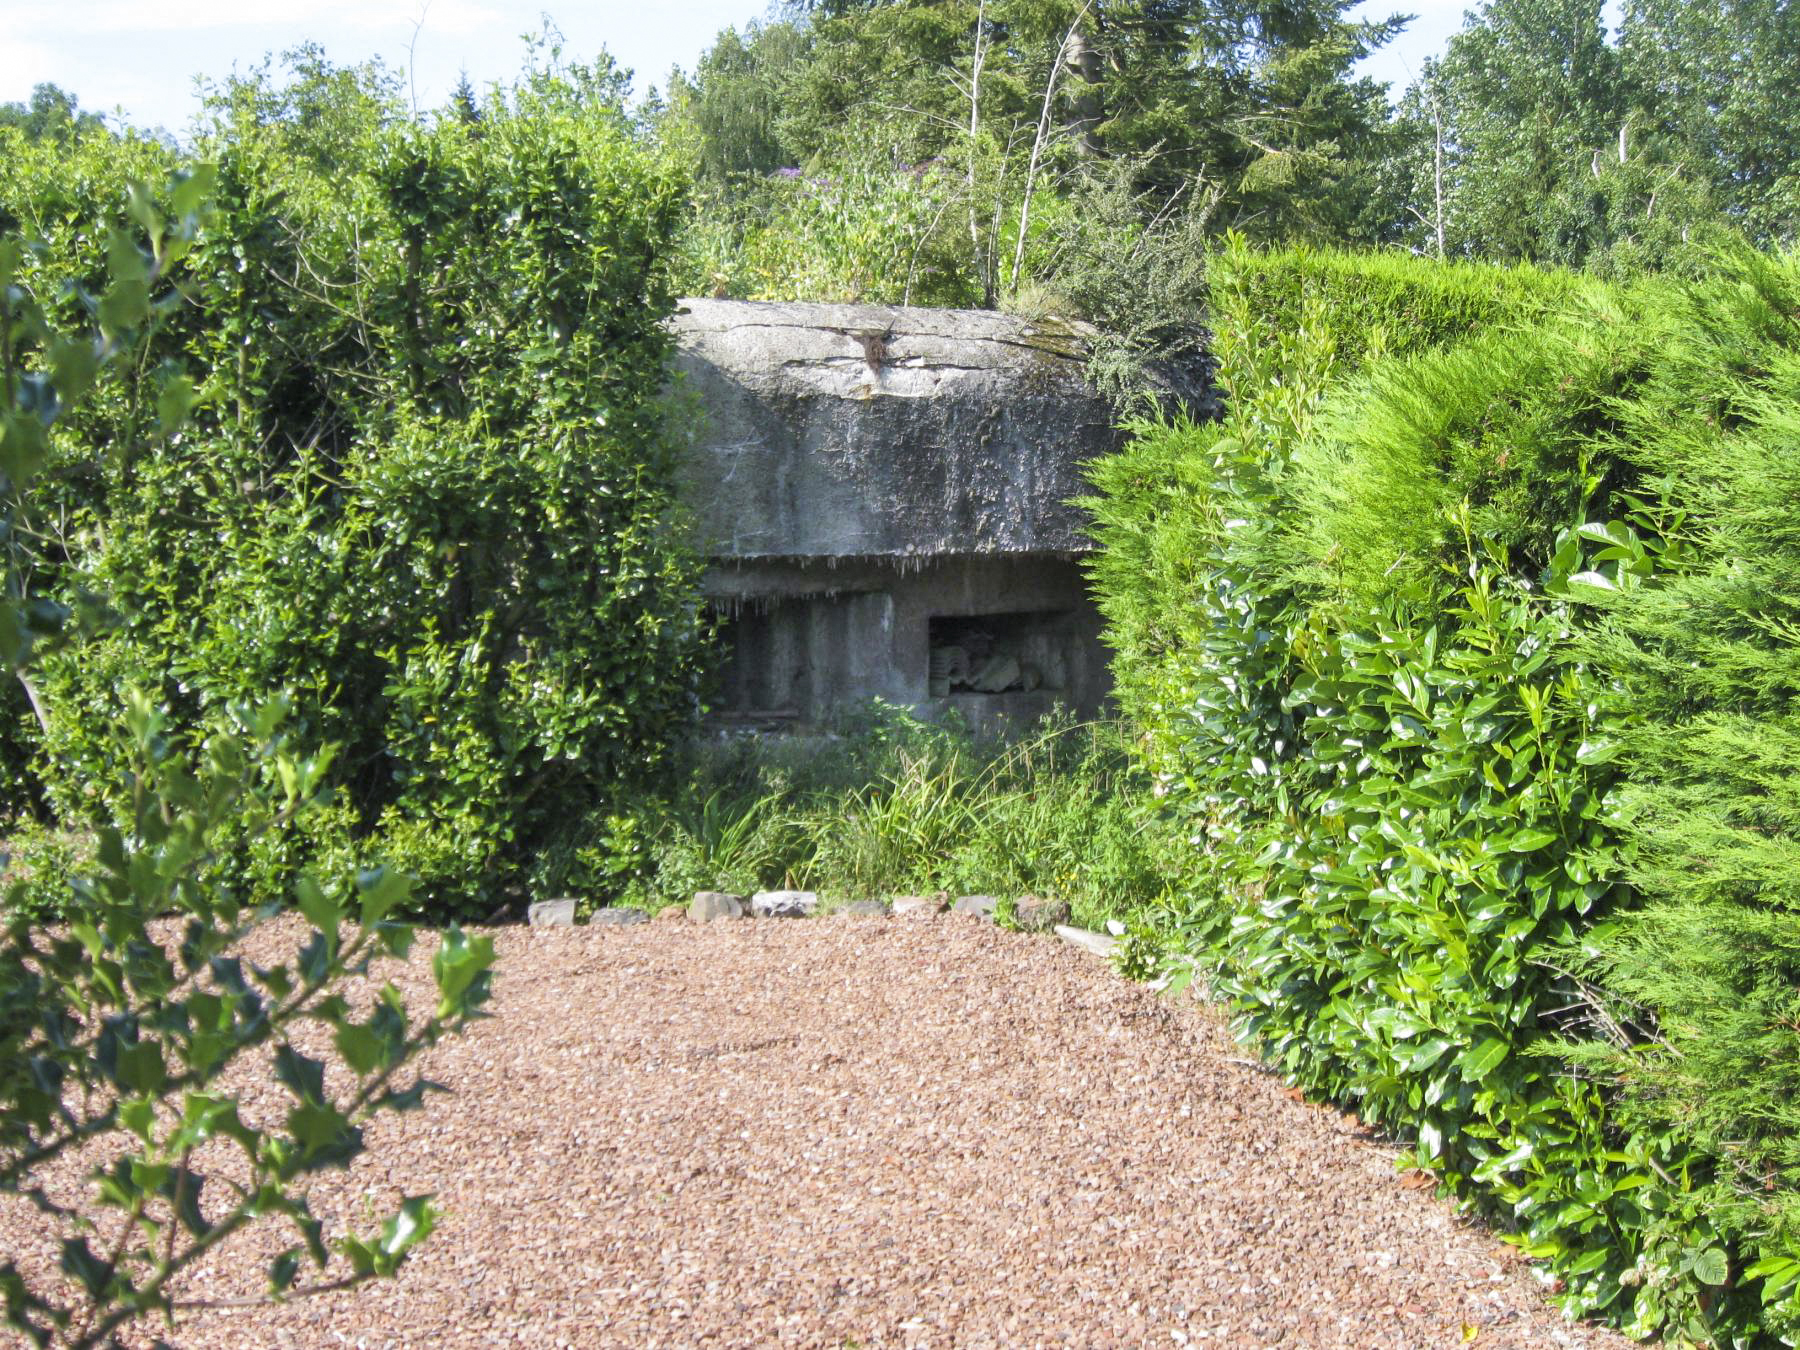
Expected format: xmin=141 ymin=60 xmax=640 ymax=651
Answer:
xmin=5 ymin=913 xmax=1633 ymax=1349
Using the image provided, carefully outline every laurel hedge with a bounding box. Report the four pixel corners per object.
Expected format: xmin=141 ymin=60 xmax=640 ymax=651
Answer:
xmin=1088 ymin=237 xmax=1800 ymax=1344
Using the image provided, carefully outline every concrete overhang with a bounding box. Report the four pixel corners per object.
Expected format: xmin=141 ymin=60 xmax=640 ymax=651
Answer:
xmin=668 ymin=298 xmax=1118 ymax=562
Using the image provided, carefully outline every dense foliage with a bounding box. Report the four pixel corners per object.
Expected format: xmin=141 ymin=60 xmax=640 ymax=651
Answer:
xmin=1571 ymin=254 xmax=1800 ymax=1319
xmin=1383 ymin=0 xmax=1800 ymax=267
xmin=0 ymin=52 xmax=705 ymax=919
xmin=1 ymin=171 xmax=493 ymax=1348
xmin=1086 ymin=242 xmax=1800 ymax=1344
xmin=656 ymin=0 xmax=1385 ymax=395
xmin=606 ymin=706 xmax=1163 ymax=928
xmin=0 ymin=84 xmax=106 ymax=144
xmin=657 ymin=0 xmax=1800 ymax=319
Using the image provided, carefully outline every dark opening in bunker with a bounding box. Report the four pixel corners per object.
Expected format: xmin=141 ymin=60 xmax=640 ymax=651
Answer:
xmin=709 ymin=587 xmax=901 ymax=725
xmin=927 ymin=610 xmax=1076 ymax=698
xmin=712 ymin=603 xmax=805 ymax=722
xmin=700 ymin=558 xmax=1109 ymax=731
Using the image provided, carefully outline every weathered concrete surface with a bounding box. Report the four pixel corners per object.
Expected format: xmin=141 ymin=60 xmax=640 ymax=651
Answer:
xmin=707 ymin=554 xmax=1111 ymax=726
xmin=670 ymin=299 xmax=1117 ymax=561
xmin=670 ymin=298 xmax=1130 ymax=730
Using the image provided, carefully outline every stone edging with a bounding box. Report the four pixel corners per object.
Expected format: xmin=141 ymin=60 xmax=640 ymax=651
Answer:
xmin=527 ymin=890 xmax=1120 ymax=959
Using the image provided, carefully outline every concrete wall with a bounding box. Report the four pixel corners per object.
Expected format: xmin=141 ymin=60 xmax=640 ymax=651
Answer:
xmin=706 ymin=555 xmax=1110 ymax=729
xmin=670 ymin=298 xmax=1124 ymax=731
xmin=671 ymin=299 xmax=1117 ymax=561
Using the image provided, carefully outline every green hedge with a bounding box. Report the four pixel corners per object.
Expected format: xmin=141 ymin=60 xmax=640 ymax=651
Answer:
xmin=0 ymin=61 xmax=704 ymax=918
xmin=1088 ymin=239 xmax=1800 ymax=1343
xmin=1571 ymin=251 xmax=1800 ymax=1325
xmin=1281 ymin=310 xmax=1646 ymax=612
xmin=1203 ymin=237 xmax=1590 ymax=370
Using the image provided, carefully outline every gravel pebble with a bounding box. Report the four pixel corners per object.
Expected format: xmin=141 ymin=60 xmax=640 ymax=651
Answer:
xmin=1 ymin=917 xmax=1632 ymax=1349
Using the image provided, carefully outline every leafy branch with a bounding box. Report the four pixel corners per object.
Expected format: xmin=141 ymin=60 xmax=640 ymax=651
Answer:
xmin=1 ymin=169 xmax=494 ymax=1350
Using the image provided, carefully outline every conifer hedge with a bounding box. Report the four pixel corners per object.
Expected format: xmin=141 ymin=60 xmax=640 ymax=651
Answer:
xmin=1088 ymin=236 xmax=1800 ymax=1344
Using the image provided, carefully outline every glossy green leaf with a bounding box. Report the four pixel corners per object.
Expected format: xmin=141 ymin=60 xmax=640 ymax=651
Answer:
xmin=1691 ymin=1248 xmax=1729 ymax=1287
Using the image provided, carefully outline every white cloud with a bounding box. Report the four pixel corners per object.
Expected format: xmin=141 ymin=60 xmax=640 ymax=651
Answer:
xmin=0 ymin=36 xmax=58 ymax=91
xmin=4 ymin=0 xmax=504 ymax=36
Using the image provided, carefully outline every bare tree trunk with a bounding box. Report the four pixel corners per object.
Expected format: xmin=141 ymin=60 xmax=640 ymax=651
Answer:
xmin=1432 ymin=94 xmax=1446 ymax=260
xmin=1064 ymin=23 xmax=1104 ymax=157
xmin=1010 ymin=0 xmax=1094 ymax=295
xmin=967 ymin=0 xmax=993 ymax=307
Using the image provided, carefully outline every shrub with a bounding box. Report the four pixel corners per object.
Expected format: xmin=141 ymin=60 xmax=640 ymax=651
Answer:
xmin=1281 ymin=310 xmax=1648 ymax=611
xmin=1567 ymin=248 xmax=1800 ymax=1340
xmin=4 ymin=57 xmax=705 ymax=919
xmin=1 ymin=697 xmax=495 ymax=1348
xmin=1203 ymin=235 xmax=1592 ymax=369
xmin=678 ymin=154 xmax=978 ymax=306
xmin=1086 ymin=240 xmax=1800 ymax=1342
xmin=1015 ymin=159 xmax=1215 ymax=413
xmin=1 ymin=170 xmax=492 ymax=1350
xmin=1083 ymin=236 xmax=1591 ymax=779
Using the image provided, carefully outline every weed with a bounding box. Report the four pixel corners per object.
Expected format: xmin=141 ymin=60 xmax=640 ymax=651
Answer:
xmin=603 ymin=703 xmax=1171 ymax=926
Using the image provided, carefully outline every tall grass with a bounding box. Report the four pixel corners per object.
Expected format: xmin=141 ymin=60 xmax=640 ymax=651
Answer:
xmin=6 ymin=703 xmax=1165 ymax=929
xmin=607 ymin=702 xmax=1169 ymax=928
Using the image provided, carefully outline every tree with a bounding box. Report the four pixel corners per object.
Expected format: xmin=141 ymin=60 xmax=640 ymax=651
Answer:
xmin=666 ymin=22 xmax=811 ymax=183
xmin=1383 ymin=0 xmax=1719 ymax=271
xmin=1622 ymin=0 xmax=1800 ymax=246
xmin=0 ymin=85 xmax=105 ymax=143
xmin=670 ymin=0 xmax=1407 ymax=317
xmin=772 ymin=0 xmax=1404 ymax=236
xmin=1438 ymin=0 xmax=1622 ymax=261
xmin=450 ymin=72 xmax=482 ymax=126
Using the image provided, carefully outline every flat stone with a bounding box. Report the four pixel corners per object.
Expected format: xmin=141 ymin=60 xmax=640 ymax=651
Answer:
xmin=690 ymin=891 xmax=747 ymax=922
xmin=890 ymin=895 xmax=942 ymax=917
xmin=589 ymin=907 xmax=649 ymax=926
xmin=1054 ymin=924 xmax=1119 ymax=959
xmin=1013 ymin=893 xmax=1071 ymax=933
xmin=751 ymin=890 xmax=820 ymax=919
xmin=839 ymin=900 xmax=889 ymax=917
xmin=952 ymin=894 xmax=999 ymax=920
xmin=527 ymin=898 xmax=577 ymax=928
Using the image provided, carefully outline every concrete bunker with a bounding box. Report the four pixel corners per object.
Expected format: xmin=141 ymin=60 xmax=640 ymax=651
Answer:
xmin=671 ymin=298 xmax=1126 ymax=730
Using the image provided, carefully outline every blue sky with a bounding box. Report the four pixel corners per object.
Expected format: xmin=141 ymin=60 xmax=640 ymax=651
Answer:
xmin=1 ymin=0 xmax=1475 ymax=138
